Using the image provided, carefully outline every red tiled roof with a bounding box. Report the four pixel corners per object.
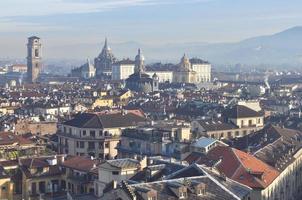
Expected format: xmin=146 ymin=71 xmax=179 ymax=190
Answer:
xmin=233 ymin=148 xmax=279 ymax=188
xmin=20 ymin=158 xmax=49 ymax=168
xmin=62 ymin=156 xmax=98 ymax=172
xmin=187 ymin=146 xmax=279 ymax=189
xmin=0 ymin=132 xmax=33 ymax=146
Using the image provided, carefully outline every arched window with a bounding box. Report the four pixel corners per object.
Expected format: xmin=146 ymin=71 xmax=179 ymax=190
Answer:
xmin=35 ymin=49 xmax=39 ymax=57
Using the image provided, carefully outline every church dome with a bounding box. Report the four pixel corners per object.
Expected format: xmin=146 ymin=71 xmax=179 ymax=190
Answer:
xmin=179 ymin=53 xmax=192 ymax=71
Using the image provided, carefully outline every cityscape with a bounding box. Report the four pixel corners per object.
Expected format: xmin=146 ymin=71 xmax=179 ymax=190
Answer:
xmin=1 ymin=1 xmax=302 ymax=200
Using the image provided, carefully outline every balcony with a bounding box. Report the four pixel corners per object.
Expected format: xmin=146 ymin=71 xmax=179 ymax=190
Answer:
xmin=67 ymin=173 xmax=94 ymax=183
xmin=57 ymin=130 xmax=120 ymax=140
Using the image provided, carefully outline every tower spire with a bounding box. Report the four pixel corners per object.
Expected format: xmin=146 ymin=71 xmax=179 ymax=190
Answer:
xmin=103 ymin=37 xmax=109 ymax=50
xmin=104 ymin=37 xmax=108 ymax=49
xmin=135 ymin=48 xmax=145 ymax=74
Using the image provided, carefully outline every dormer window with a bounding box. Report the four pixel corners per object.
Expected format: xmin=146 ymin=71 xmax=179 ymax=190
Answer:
xmin=179 ymin=191 xmax=187 ymax=199
xmin=195 ymin=183 xmax=206 ymax=196
xmin=197 ymin=188 xmax=206 ymax=196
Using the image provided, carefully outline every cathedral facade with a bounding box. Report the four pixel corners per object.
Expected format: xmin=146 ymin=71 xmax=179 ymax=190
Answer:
xmin=125 ymin=49 xmax=159 ymax=93
xmin=173 ymin=54 xmax=197 ymax=83
xmin=94 ymin=38 xmax=116 ymax=79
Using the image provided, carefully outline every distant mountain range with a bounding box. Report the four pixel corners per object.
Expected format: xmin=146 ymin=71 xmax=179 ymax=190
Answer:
xmin=57 ymin=26 xmax=302 ymax=67
xmin=6 ymin=26 xmax=302 ymax=69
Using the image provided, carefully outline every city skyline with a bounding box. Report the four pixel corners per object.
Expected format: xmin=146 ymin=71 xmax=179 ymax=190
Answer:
xmin=1 ymin=0 xmax=302 ymax=59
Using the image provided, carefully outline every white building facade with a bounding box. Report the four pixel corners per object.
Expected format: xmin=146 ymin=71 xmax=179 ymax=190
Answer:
xmin=191 ymin=61 xmax=211 ymax=83
xmin=112 ymin=60 xmax=135 ymax=80
xmin=146 ymin=71 xmax=173 ymax=82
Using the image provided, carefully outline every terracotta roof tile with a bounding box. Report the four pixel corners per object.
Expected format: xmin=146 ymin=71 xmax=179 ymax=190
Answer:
xmin=62 ymin=156 xmax=98 ymax=172
xmin=187 ymin=146 xmax=279 ymax=189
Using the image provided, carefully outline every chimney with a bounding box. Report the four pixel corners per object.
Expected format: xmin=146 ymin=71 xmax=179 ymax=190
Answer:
xmin=140 ymin=156 xmax=147 ymax=169
xmin=113 ymin=181 xmax=117 ymax=189
xmin=151 ymin=121 xmax=154 ymax=126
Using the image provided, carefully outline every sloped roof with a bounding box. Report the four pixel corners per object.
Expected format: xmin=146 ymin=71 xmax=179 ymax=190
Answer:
xmin=62 ymin=156 xmax=98 ymax=173
xmin=192 ymin=137 xmax=218 ymax=148
xmin=106 ymin=158 xmax=140 ymax=169
xmin=186 ymin=146 xmax=279 ymax=189
xmin=224 ymin=105 xmax=262 ymax=118
xmin=197 ymin=120 xmax=238 ymax=131
xmin=63 ymin=112 xmax=147 ymax=128
xmin=0 ymin=132 xmax=33 ymax=146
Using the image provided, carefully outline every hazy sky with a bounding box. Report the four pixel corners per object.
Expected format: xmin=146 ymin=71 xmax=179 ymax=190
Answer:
xmin=1 ymin=0 xmax=302 ymax=59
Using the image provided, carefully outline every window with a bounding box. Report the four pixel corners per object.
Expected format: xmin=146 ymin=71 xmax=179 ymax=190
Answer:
xmin=31 ymin=183 xmax=37 ymax=195
xmin=69 ymin=128 xmax=72 ymax=134
xmin=105 ymin=142 xmax=109 ymax=148
xmin=148 ymin=196 xmax=157 ymax=200
xmin=99 ymin=131 xmax=103 ymax=137
xmin=197 ymin=187 xmax=206 ymax=196
xmin=112 ymin=171 xmax=119 ymax=175
xmin=90 ymin=130 xmax=96 ymax=138
xmin=88 ymin=142 xmax=95 ymax=150
xmin=179 ymin=192 xmax=187 ymax=199
xmin=99 ymin=142 xmax=103 ymax=149
xmin=39 ymin=181 xmax=46 ymax=193
xmin=82 ymin=130 xmax=86 ymax=136
xmin=35 ymin=49 xmax=39 ymax=57
xmin=79 ymin=141 xmax=84 ymax=148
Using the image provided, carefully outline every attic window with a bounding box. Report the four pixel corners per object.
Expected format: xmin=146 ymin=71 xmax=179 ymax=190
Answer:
xmin=179 ymin=191 xmax=187 ymax=199
xmin=196 ymin=183 xmax=206 ymax=196
xmin=112 ymin=171 xmax=119 ymax=175
xmin=197 ymin=188 xmax=206 ymax=196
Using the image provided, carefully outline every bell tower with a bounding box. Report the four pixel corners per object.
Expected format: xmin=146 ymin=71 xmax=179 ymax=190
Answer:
xmin=27 ymin=36 xmax=42 ymax=83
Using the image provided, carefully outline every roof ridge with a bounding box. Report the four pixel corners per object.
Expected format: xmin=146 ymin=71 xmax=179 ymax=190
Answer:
xmin=230 ymin=148 xmax=245 ymax=179
xmin=201 ymin=165 xmax=243 ymax=200
xmin=30 ymin=158 xmax=34 ymax=168
xmin=83 ymin=113 xmax=103 ymax=128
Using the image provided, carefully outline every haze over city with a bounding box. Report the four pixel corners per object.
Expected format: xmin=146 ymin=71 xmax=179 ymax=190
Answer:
xmin=2 ymin=1 xmax=302 ymax=200
xmin=1 ymin=0 xmax=302 ymax=66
